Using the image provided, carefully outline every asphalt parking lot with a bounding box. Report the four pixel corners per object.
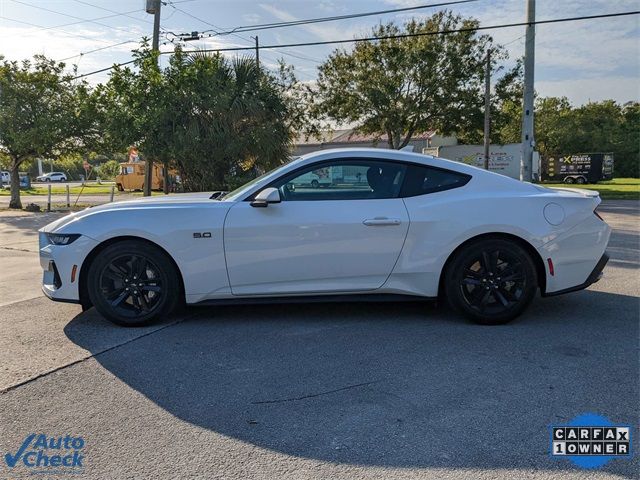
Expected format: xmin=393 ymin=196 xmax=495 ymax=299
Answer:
xmin=0 ymin=201 xmax=638 ymax=479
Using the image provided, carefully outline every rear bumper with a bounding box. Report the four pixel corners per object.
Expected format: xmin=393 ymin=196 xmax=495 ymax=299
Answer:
xmin=538 ymin=211 xmax=611 ymax=294
xmin=542 ymin=252 xmax=609 ymax=297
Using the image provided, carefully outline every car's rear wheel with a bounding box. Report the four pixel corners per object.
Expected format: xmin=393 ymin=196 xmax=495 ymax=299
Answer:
xmin=444 ymin=238 xmax=537 ymax=325
xmin=87 ymin=240 xmax=180 ymax=326
xmin=311 ymin=180 xmax=319 ymax=188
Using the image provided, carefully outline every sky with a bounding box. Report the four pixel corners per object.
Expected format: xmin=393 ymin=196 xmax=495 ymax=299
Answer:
xmin=0 ymin=0 xmax=638 ymax=105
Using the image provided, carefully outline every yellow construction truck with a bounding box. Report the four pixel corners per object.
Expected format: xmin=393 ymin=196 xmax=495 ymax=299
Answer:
xmin=115 ymin=162 xmax=167 ymax=191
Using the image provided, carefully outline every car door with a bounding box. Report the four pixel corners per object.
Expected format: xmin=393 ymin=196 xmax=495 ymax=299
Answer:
xmin=223 ymin=159 xmax=410 ymax=296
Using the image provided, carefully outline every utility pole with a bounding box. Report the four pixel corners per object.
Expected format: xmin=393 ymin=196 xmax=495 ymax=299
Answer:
xmin=483 ymin=48 xmax=491 ymax=170
xmin=144 ymin=0 xmax=162 ymax=196
xmin=521 ymin=0 xmax=536 ymax=182
xmin=254 ymin=36 xmax=260 ymax=69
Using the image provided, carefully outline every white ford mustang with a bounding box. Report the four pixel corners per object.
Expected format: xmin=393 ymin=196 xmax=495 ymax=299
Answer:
xmin=39 ymin=148 xmax=610 ymax=327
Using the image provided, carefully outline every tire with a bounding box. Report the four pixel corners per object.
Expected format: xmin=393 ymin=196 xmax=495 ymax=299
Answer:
xmin=86 ymin=240 xmax=180 ymax=327
xmin=444 ymin=238 xmax=537 ymax=325
xmin=564 ymin=177 xmax=575 ymax=184
xmin=311 ymin=180 xmax=319 ymax=188
xmin=45 ymin=178 xmax=51 ymax=182
xmin=575 ymin=177 xmax=586 ymax=185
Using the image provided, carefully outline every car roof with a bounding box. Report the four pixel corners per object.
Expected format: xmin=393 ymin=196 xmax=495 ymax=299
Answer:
xmin=298 ymin=147 xmax=536 ymax=191
xmin=299 ymin=147 xmax=481 ymax=176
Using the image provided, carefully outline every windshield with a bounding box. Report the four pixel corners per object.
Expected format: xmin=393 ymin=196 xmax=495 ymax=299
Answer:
xmin=221 ymin=156 xmax=303 ymax=201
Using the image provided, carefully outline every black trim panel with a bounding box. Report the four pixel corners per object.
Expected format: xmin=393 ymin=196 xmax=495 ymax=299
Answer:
xmin=194 ymin=293 xmax=436 ymax=307
xmin=542 ymin=252 xmax=609 ymax=297
xmin=42 ymin=290 xmax=81 ymax=305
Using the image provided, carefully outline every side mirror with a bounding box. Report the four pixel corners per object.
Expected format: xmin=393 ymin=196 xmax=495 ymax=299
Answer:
xmin=250 ymin=187 xmax=281 ymax=208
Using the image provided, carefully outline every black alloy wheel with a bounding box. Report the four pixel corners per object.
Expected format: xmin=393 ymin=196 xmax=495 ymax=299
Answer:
xmin=87 ymin=240 xmax=180 ymax=326
xmin=445 ymin=238 xmax=537 ymax=325
xmin=99 ymin=254 xmax=163 ymax=318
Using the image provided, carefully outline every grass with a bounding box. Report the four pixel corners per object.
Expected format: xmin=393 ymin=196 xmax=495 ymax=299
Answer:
xmin=0 ymin=183 xmax=168 ymax=197
xmin=543 ymin=178 xmax=640 ymax=200
xmin=0 ymin=183 xmax=116 ymax=196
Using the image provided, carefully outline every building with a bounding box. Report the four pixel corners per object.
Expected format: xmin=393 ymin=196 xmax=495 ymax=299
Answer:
xmin=293 ymin=129 xmax=457 ymax=156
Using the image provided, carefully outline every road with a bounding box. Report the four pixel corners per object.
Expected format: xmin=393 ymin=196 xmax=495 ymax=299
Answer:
xmin=0 ymin=201 xmax=638 ymax=479
xmin=0 ymin=186 xmax=138 ymax=208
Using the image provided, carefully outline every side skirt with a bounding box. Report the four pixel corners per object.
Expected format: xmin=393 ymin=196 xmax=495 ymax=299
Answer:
xmin=193 ymin=293 xmax=437 ymax=307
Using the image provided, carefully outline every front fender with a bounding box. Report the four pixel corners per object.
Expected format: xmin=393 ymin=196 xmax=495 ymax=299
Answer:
xmin=57 ymin=205 xmax=231 ymax=298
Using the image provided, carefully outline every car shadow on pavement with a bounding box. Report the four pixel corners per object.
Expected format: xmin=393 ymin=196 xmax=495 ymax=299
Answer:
xmin=64 ymin=291 xmax=639 ymax=476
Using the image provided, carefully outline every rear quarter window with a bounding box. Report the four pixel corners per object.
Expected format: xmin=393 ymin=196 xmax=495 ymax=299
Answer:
xmin=400 ymin=164 xmax=471 ymax=197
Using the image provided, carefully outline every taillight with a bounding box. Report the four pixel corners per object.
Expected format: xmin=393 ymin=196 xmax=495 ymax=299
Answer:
xmin=594 ymin=208 xmax=604 ymax=221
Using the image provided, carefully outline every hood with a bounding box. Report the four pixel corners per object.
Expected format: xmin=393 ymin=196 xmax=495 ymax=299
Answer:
xmin=40 ymin=192 xmax=225 ymax=233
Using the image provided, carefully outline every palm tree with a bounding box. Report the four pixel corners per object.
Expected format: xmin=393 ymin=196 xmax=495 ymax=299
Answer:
xmin=169 ymin=51 xmax=292 ymax=191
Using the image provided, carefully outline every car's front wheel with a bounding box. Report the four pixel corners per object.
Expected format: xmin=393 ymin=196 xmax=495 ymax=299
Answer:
xmin=444 ymin=238 xmax=537 ymax=325
xmin=86 ymin=240 xmax=180 ymax=326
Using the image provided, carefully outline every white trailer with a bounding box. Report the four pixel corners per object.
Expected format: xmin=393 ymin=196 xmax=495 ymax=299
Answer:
xmin=424 ymin=143 xmax=539 ymax=181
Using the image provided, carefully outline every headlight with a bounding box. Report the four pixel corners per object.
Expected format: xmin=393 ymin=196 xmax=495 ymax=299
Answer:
xmin=46 ymin=233 xmax=81 ymax=245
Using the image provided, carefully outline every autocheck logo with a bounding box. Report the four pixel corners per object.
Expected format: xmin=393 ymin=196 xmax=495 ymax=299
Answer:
xmin=4 ymin=434 xmax=85 ymax=473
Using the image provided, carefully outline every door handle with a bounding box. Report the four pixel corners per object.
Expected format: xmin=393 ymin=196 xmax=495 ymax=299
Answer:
xmin=363 ymin=217 xmax=402 ymax=226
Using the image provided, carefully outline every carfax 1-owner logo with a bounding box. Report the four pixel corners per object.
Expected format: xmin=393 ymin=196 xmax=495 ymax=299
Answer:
xmin=4 ymin=434 xmax=85 ymax=474
xmin=550 ymin=413 xmax=633 ymax=469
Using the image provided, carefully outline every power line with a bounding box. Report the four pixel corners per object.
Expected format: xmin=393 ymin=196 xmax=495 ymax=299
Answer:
xmin=8 ymin=0 xmax=147 ymax=38
xmin=174 ymin=10 xmax=640 ymax=53
xmin=196 ymin=0 xmax=478 ymax=37
xmin=163 ymin=2 xmax=323 ymax=64
xmin=503 ymin=34 xmax=526 ymax=47
xmin=70 ymin=10 xmax=640 ymax=80
xmin=69 ymin=0 xmax=153 ymax=25
xmin=0 ymin=15 xmax=115 ymax=45
xmin=71 ymin=60 xmax=137 ymax=80
xmin=57 ymin=40 xmax=139 ymax=62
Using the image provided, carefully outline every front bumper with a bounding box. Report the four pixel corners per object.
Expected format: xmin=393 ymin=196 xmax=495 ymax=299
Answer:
xmin=39 ymin=233 xmax=99 ymax=303
xmin=542 ymin=252 xmax=609 ymax=297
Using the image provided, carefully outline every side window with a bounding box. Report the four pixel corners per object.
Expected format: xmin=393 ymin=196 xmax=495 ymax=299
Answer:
xmin=272 ymin=160 xmax=406 ymax=201
xmin=400 ymin=164 xmax=471 ymax=197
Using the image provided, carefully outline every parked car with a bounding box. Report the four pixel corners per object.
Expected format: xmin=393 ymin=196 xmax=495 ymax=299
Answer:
xmin=291 ymin=168 xmax=333 ymax=188
xmin=39 ymin=148 xmax=610 ymax=327
xmin=0 ymin=171 xmax=10 ymax=185
xmin=36 ymin=172 xmax=67 ymax=182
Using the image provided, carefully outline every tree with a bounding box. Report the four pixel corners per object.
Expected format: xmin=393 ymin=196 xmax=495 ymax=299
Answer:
xmin=170 ymin=52 xmax=294 ymax=191
xmin=615 ymin=102 xmax=639 ymax=177
xmin=0 ymin=55 xmax=97 ymax=208
xmin=97 ymin=44 xmax=295 ymax=192
xmin=94 ymin=42 xmax=168 ymax=194
xmin=312 ymin=12 xmax=500 ymax=149
xmin=95 ymin=159 xmax=121 ymax=180
xmin=493 ymin=93 xmax=639 ymax=177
